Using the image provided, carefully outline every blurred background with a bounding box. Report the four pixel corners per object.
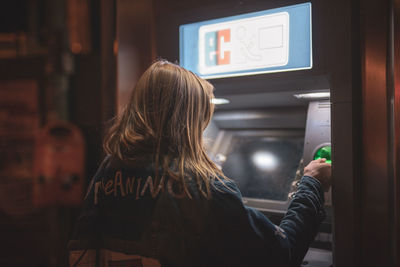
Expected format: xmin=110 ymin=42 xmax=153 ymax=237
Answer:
xmin=1 ymin=0 xmax=400 ymax=266
xmin=0 ymin=0 xmax=153 ymax=265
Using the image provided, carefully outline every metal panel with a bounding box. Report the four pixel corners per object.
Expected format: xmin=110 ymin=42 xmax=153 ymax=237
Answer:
xmin=326 ymin=0 xmax=360 ymax=265
xmin=212 ymin=107 xmax=307 ymax=129
xmin=360 ymin=0 xmax=393 ymax=266
xmin=302 ymin=100 xmax=331 ymax=164
xmin=392 ymin=0 xmax=400 ymax=264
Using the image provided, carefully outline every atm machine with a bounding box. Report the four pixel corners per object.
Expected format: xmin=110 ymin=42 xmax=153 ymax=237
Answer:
xmin=177 ymin=2 xmax=332 ymax=266
xmin=203 ymin=98 xmax=332 ymax=267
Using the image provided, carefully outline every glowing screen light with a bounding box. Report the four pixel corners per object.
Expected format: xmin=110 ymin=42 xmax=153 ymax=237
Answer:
xmin=294 ymin=92 xmax=330 ymax=99
xmin=180 ymin=2 xmax=312 ymax=79
xmin=252 ymin=151 xmax=278 ymax=171
xmin=210 ymin=98 xmax=230 ymax=105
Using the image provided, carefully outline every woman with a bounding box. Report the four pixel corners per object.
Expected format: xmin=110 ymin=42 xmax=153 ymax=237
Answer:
xmin=68 ymin=60 xmax=331 ymax=267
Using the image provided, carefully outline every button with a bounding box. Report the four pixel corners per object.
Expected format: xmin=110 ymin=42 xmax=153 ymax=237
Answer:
xmin=313 ymin=146 xmax=332 ymax=164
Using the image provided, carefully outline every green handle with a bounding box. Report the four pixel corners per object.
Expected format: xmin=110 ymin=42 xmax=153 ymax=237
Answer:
xmin=313 ymin=145 xmax=332 ymax=164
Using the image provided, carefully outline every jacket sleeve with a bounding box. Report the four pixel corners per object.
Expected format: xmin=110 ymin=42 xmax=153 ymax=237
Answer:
xmin=279 ymin=176 xmax=326 ymax=266
xmin=212 ymin=175 xmax=325 ymax=266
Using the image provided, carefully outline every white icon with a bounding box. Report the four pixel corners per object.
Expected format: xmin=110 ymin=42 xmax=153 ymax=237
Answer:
xmin=236 ymin=26 xmax=262 ymax=63
xmin=199 ymin=12 xmax=289 ymax=75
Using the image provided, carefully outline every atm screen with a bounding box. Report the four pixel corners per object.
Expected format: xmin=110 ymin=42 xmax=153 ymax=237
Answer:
xmin=221 ymin=135 xmax=303 ymax=201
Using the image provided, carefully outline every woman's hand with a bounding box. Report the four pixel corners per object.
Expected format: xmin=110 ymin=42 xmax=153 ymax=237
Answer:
xmin=303 ymin=159 xmax=332 ymax=192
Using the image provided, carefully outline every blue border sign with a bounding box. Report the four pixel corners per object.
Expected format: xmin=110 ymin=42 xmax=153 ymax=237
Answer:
xmin=179 ymin=2 xmax=312 ymax=79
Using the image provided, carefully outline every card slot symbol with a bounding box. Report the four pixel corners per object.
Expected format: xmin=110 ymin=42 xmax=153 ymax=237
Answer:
xmin=217 ymin=29 xmax=231 ymax=65
xmin=205 ymin=29 xmax=231 ymax=67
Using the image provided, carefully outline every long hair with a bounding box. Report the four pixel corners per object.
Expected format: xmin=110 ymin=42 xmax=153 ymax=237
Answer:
xmin=104 ymin=60 xmax=226 ymax=198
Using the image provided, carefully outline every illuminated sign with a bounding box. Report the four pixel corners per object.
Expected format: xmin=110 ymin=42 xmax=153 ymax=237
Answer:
xmin=179 ymin=2 xmax=312 ymax=78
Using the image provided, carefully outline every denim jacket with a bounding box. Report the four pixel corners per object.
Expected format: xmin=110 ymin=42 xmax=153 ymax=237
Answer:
xmin=68 ymin=156 xmax=325 ymax=267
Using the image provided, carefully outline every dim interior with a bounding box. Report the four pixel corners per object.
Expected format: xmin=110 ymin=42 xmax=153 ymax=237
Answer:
xmin=204 ymin=88 xmax=331 ymax=211
xmin=1 ymin=0 xmax=399 ymax=265
xmin=175 ymin=2 xmax=334 ymax=263
xmin=203 ymin=85 xmax=333 ymax=261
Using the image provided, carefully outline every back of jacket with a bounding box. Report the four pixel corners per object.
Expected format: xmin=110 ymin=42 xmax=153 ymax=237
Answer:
xmin=68 ymin=156 xmax=325 ymax=267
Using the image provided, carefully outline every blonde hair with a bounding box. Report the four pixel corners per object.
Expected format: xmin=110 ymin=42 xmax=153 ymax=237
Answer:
xmin=104 ymin=60 xmax=226 ymax=198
